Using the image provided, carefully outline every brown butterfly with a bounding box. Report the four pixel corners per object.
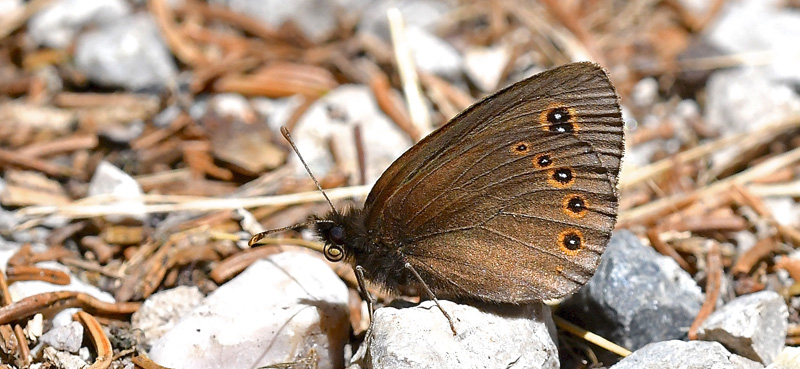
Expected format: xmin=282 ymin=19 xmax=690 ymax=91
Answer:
xmin=252 ymin=61 xmax=623 ymax=331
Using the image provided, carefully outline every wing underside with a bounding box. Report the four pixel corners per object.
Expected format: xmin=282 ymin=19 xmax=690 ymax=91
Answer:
xmin=362 ymin=62 xmax=623 ymax=302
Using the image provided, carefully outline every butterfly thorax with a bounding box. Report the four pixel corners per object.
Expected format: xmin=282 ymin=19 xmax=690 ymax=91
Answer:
xmin=316 ymin=207 xmax=417 ymax=294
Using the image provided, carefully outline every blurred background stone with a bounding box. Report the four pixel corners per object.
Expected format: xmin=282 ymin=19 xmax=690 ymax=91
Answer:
xmin=698 ymin=291 xmax=788 ymax=365
xmin=74 ymin=13 xmax=177 ymax=90
xmin=560 ymin=231 xmax=703 ymax=351
xmin=610 ymin=340 xmax=762 ymax=369
xmin=28 ymin=0 xmax=131 ymax=49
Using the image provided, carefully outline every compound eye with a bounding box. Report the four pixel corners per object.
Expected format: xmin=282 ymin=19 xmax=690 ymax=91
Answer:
xmin=329 ymin=226 xmax=345 ymax=245
xmin=323 ymin=244 xmax=344 ymax=262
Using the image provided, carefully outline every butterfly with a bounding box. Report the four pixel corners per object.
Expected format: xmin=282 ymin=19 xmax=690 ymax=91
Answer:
xmin=252 ymin=61 xmax=623 ymax=333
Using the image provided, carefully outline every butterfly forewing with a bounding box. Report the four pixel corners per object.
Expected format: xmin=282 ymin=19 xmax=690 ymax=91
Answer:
xmin=362 ymin=62 xmax=623 ymax=303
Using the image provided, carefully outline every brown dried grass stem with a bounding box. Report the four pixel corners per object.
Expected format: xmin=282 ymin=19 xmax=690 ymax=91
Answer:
xmin=688 ymin=242 xmax=722 ymax=340
xmin=75 ymin=311 xmax=113 ymax=369
xmin=619 ymin=145 xmax=800 ymax=226
xmin=620 ymin=117 xmax=800 ymax=190
xmin=16 ymin=185 xmax=371 ymax=220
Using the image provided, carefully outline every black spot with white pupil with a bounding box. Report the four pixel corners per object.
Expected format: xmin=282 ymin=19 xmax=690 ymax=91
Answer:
xmin=567 ymin=197 xmax=585 ymax=213
xmin=563 ymin=233 xmax=582 ymax=250
xmin=329 ymin=226 xmax=345 ymax=245
xmin=537 ymin=155 xmax=552 ymax=167
xmin=547 ymin=107 xmax=573 ymax=133
xmin=553 ymin=168 xmax=573 ymax=184
xmin=516 ymin=143 xmax=527 ymax=151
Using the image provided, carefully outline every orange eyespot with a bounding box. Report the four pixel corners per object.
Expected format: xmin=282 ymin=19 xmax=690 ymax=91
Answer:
xmin=533 ymin=154 xmax=552 ymax=169
xmin=511 ymin=141 xmax=532 ymax=155
xmin=558 ymin=229 xmax=584 ymax=256
xmin=539 ymin=104 xmax=578 ymax=133
xmin=563 ymin=194 xmax=588 ymax=218
xmin=547 ymin=168 xmax=574 ymax=187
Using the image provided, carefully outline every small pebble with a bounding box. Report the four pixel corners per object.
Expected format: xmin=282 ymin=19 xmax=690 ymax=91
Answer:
xmin=40 ymin=321 xmax=84 ymax=353
xmin=359 ymin=300 xmax=558 ymax=369
xmin=147 ymin=253 xmax=349 ymax=369
xmin=611 ymin=340 xmax=762 ymax=369
xmin=698 ymin=290 xmax=789 ymax=364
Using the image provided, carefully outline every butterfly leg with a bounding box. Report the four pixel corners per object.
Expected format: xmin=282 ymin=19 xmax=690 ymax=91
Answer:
xmin=355 ymin=265 xmax=375 ymax=347
xmin=404 ymin=262 xmax=458 ymax=336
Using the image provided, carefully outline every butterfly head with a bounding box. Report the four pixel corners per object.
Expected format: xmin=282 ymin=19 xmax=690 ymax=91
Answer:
xmin=317 ymin=221 xmax=346 ymax=262
xmin=314 ymin=208 xmax=369 ymax=264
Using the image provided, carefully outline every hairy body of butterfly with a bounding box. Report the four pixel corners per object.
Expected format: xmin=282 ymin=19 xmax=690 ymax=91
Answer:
xmin=317 ymin=209 xmax=425 ymax=295
xmin=316 ymin=62 xmax=623 ymax=304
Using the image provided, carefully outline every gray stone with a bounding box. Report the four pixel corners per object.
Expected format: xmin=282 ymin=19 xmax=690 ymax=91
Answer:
xmin=359 ymin=0 xmax=454 ymax=41
xmin=189 ymin=99 xmax=209 ymax=121
xmin=218 ymin=0 xmax=371 ymax=42
xmin=98 ymin=120 xmax=145 ymax=145
xmin=153 ymin=104 xmax=181 ymax=128
xmin=767 ymin=346 xmax=800 ymax=369
xmin=614 ymin=96 xmax=699 ymax=170
xmin=131 ymin=286 xmax=205 ymax=349
xmin=208 ymin=93 xmax=256 ymax=122
xmin=356 ymin=301 xmax=558 ymax=369
xmin=28 ymin=0 xmax=131 ymax=48
xmin=406 ymin=26 xmax=462 ymax=80
xmin=39 ymin=214 xmax=70 ymax=229
xmin=147 ymin=253 xmax=349 ymax=369
xmin=74 ymin=13 xmax=177 ymax=90
xmin=631 ymin=77 xmax=659 ymax=107
xmin=734 ymin=231 xmax=759 ymax=255
xmin=676 ymin=0 xmax=715 ymax=16
xmin=9 ymin=226 xmax=50 ymax=244
xmin=704 ymin=0 xmax=800 ymax=82
xmin=464 ymin=45 xmax=511 ymax=92
xmin=284 ymin=84 xmax=413 ymax=183
xmin=762 ymin=197 xmax=800 ymax=227
xmin=559 ymin=230 xmax=703 ymax=351
xmin=705 ymin=67 xmax=800 ymax=136
xmin=87 ymin=161 xmax=147 ymax=223
xmin=698 ymin=291 xmax=788 ymax=364
xmin=251 ymin=96 xmax=300 ymax=125
xmin=43 ymin=346 xmax=89 ymax=369
xmin=611 ymin=340 xmax=763 ymax=369
xmin=40 ymin=321 xmax=84 ymax=353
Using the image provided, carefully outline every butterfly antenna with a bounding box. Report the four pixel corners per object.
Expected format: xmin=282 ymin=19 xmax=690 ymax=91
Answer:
xmin=248 ymin=127 xmax=339 ymax=247
xmin=249 ymin=219 xmax=334 ymax=247
xmin=280 ymin=126 xmax=339 ymax=216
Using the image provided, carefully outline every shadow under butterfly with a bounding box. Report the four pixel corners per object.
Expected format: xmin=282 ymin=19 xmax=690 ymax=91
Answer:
xmin=250 ymin=61 xmax=624 ymax=336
